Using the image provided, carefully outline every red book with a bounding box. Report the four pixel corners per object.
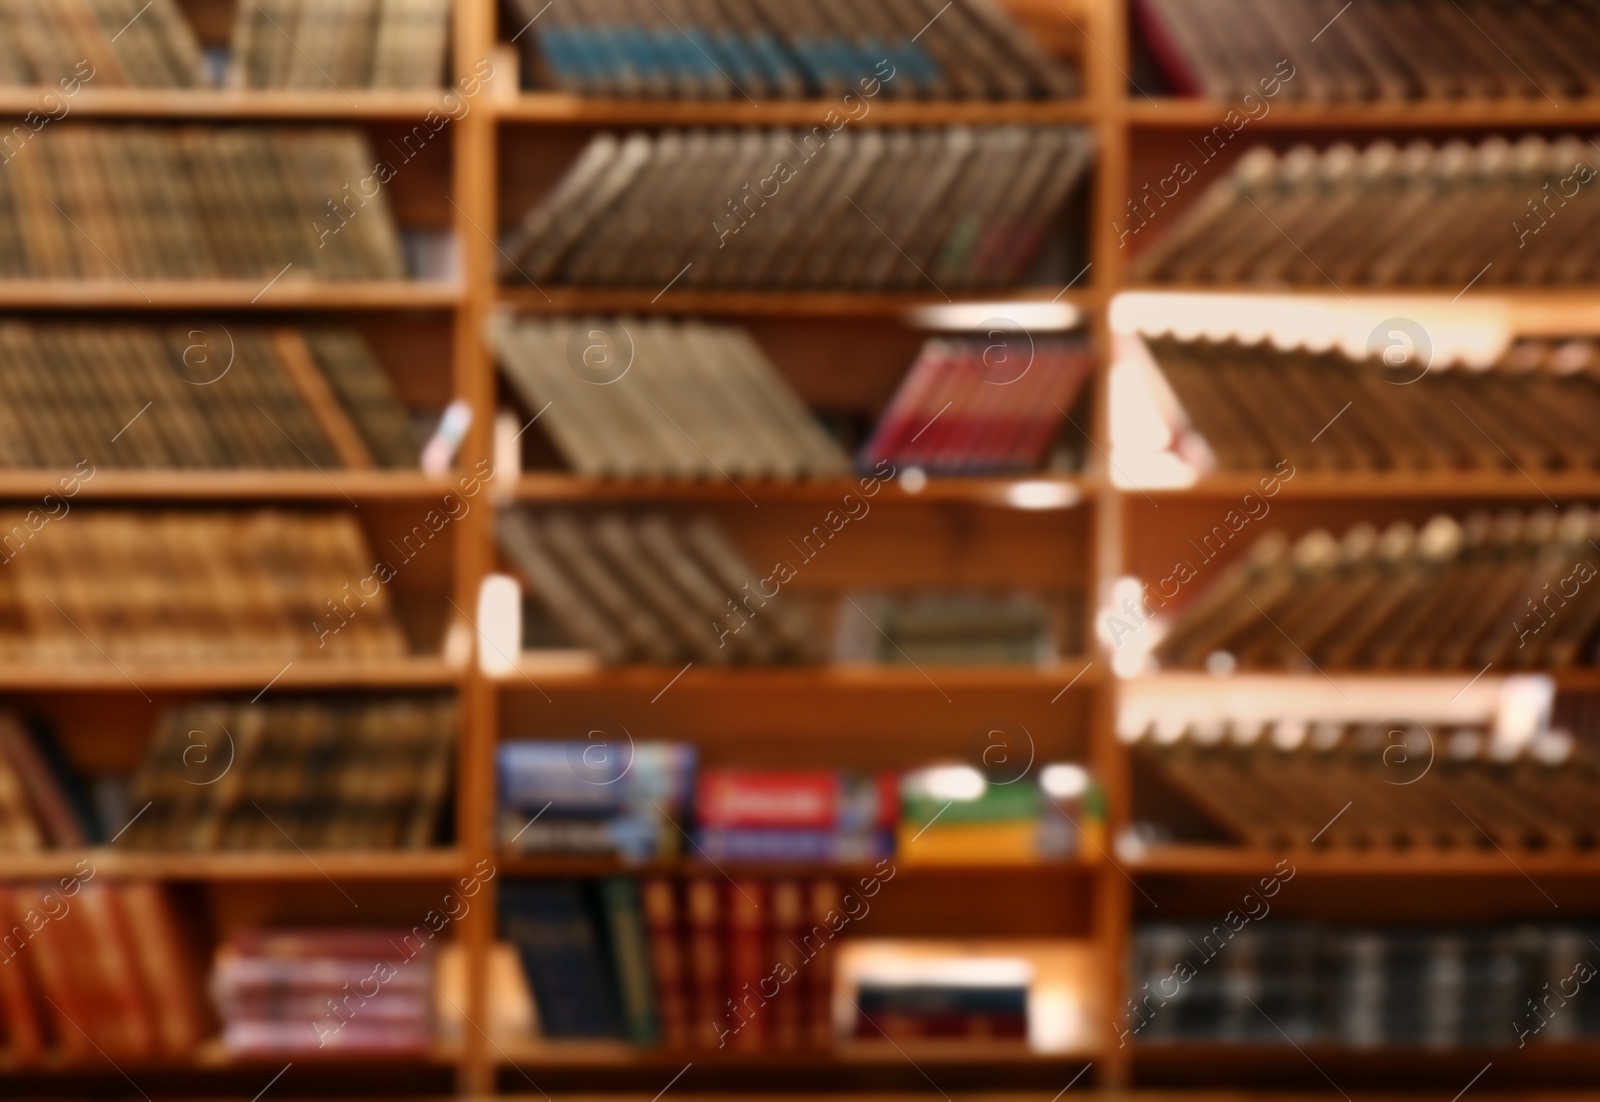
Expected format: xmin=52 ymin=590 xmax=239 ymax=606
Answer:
xmin=119 ymin=881 xmax=207 ymax=1055
xmin=74 ymin=882 xmax=156 ymax=1057
xmin=697 ymin=771 xmax=838 ymax=829
xmin=685 ymin=878 xmax=724 ymax=1048
xmin=640 ymin=878 xmax=689 ymax=1049
xmin=13 ymin=885 xmax=90 ymax=1058
xmin=804 ymin=879 xmax=841 ymax=1049
xmin=723 ymin=880 xmax=767 ymax=1050
xmin=0 ymin=885 xmax=44 ymax=1065
xmin=766 ymin=880 xmax=805 ymax=1050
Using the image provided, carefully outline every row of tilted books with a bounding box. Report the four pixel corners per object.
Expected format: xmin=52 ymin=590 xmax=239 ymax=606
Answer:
xmin=0 ymin=700 xmax=454 ymax=854
xmin=1134 ymin=0 xmax=1600 ymax=103
xmin=0 ymin=0 xmax=450 ymax=89
xmin=512 ymin=0 xmax=1077 ymax=100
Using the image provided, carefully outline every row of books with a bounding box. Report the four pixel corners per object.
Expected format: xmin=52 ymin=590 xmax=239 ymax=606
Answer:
xmin=1133 ymin=719 xmax=1600 ymax=853
xmin=502 ymin=875 xmax=841 ymax=1047
xmin=515 ymin=0 xmax=1076 ymax=101
xmin=0 ymin=510 xmax=410 ymax=663
xmin=0 ymin=323 xmax=419 ymax=470
xmin=497 ymin=508 xmax=819 ymax=665
xmin=0 ymin=0 xmax=200 ymax=88
xmin=213 ymin=927 xmax=436 ymax=1054
xmin=121 ymin=698 xmax=456 ymax=853
xmin=1134 ymin=0 xmax=1600 ymax=103
xmin=502 ymin=126 xmax=1093 ymax=291
xmin=494 ymin=315 xmax=850 ymax=480
xmin=859 ymin=336 xmax=1093 ymax=475
xmin=231 ymin=0 xmax=452 ymax=90
xmin=0 ymin=880 xmax=205 ymax=1065
xmin=1129 ymin=922 xmax=1600 ymax=1048
xmin=832 ymin=590 xmax=1068 ymax=667
xmin=499 ymin=745 xmax=1101 ymax=865
xmin=1143 ymin=335 xmax=1600 ymax=477
xmin=1133 ymin=136 xmax=1600 ymax=288
xmin=1154 ymin=510 xmax=1600 ymax=673
xmin=0 ymin=127 xmax=407 ymax=281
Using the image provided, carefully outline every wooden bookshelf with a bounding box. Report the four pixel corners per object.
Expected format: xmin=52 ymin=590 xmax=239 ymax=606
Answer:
xmin=2 ymin=0 xmax=1598 ymax=1097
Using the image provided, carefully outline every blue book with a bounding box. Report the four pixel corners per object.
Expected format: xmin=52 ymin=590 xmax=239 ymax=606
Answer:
xmin=500 ymin=880 xmax=624 ymax=1039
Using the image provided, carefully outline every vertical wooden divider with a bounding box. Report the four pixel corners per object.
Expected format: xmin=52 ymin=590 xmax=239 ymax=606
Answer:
xmin=452 ymin=0 xmax=498 ymax=1093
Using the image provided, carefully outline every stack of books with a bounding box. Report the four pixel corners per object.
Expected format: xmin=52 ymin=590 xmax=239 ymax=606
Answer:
xmin=1128 ymin=921 xmax=1600 ymax=1048
xmin=1134 ymin=0 xmax=1600 ymax=102
xmin=494 ymin=316 xmax=849 ymax=480
xmin=853 ymin=960 xmax=1030 ymax=1041
xmin=859 ymin=336 xmax=1093 ymax=474
xmin=497 ymin=739 xmax=696 ymax=860
xmin=120 ymin=697 xmax=456 ymax=852
xmin=0 ymin=510 xmax=412 ymax=663
xmin=1154 ymin=510 xmax=1600 ymax=672
xmin=0 ymin=127 xmax=407 ymax=281
xmin=230 ymin=0 xmax=452 ymax=90
xmin=1132 ymin=136 xmax=1600 ymax=287
xmin=497 ymin=509 xmax=820 ymax=665
xmin=0 ymin=711 xmax=98 ymax=850
xmin=501 ymin=126 xmax=1094 ymax=291
xmin=0 ymin=324 xmax=418 ymax=469
xmin=1132 ymin=716 xmax=1600 ymax=853
xmin=898 ymin=765 xmax=1099 ymax=864
xmin=834 ymin=591 xmax=1069 ymax=666
xmin=0 ymin=880 xmax=205 ymax=1066
xmin=1141 ymin=334 xmax=1600 ymax=477
xmin=501 ymin=875 xmax=844 ymax=1049
xmin=695 ymin=769 xmax=897 ymax=862
xmin=0 ymin=0 xmax=201 ymax=87
xmin=213 ymin=928 xmax=436 ymax=1054
xmin=513 ymin=0 xmax=1077 ymax=99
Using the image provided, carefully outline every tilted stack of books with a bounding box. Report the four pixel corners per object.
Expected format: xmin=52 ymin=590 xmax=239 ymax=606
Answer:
xmin=501 ymin=127 xmax=1094 ymax=291
xmin=1154 ymin=510 xmax=1600 ymax=672
xmin=0 ymin=0 xmax=201 ymax=86
xmin=513 ymin=0 xmax=1077 ymax=99
xmin=1142 ymin=335 xmax=1600 ymax=477
xmin=1132 ymin=137 xmax=1600 ymax=287
xmin=1134 ymin=0 xmax=1600 ymax=102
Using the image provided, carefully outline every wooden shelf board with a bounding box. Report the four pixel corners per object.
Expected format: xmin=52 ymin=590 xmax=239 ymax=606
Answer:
xmin=0 ymin=656 xmax=460 ymax=692
xmin=0 ymin=88 xmax=453 ymax=120
xmin=498 ymin=287 xmax=1095 ymax=318
xmin=497 ymin=658 xmax=1102 ymax=694
xmin=498 ymin=93 xmax=1097 ymax=126
xmin=1146 ymin=470 xmax=1600 ymax=501
xmin=0 ymin=281 xmax=461 ymax=310
xmin=497 ymin=854 xmax=1097 ymax=877
xmin=1128 ymin=845 xmax=1600 ymax=878
xmin=0 ymin=1039 xmax=462 ymax=1074
xmin=1127 ymin=96 xmax=1600 ymax=129
xmin=496 ymin=1039 xmax=1098 ymax=1067
xmin=512 ymin=473 xmax=1093 ymax=508
xmin=0 ymin=849 xmax=467 ymax=881
xmin=0 ymin=470 xmax=463 ymax=501
xmin=1131 ymin=1040 xmax=1600 ymax=1073
xmin=1136 ymin=667 xmax=1600 ymax=691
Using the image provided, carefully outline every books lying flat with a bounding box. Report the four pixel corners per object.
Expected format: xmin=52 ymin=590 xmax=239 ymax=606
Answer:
xmin=497 ymin=508 xmax=820 ymax=665
xmin=1143 ymin=334 xmax=1600 ymax=477
xmin=121 ymin=696 xmax=455 ymax=851
xmin=1135 ymin=0 xmax=1600 ymax=103
xmin=231 ymin=0 xmax=452 ymax=90
xmin=834 ymin=591 xmax=1064 ymax=665
xmin=503 ymin=875 xmax=842 ymax=1049
xmin=214 ymin=927 xmax=437 ymax=1054
xmin=1132 ymin=136 xmax=1600 ymax=288
xmin=859 ymin=335 xmax=1093 ymax=474
xmin=515 ymin=0 xmax=1077 ymax=100
xmin=498 ymin=740 xmax=696 ymax=861
xmin=0 ymin=509 xmax=411 ymax=663
xmin=1129 ymin=921 xmax=1600 ymax=1048
xmin=493 ymin=315 xmax=849 ymax=480
xmin=1134 ymin=719 xmax=1600 ymax=852
xmin=1153 ymin=510 xmax=1600 ymax=673
xmin=0 ymin=0 xmax=201 ymax=87
xmin=501 ymin=126 xmax=1094 ymax=291
xmin=0 ymin=126 xmax=407 ymax=281
xmin=0 ymin=323 xmax=418 ymax=470
xmin=0 ymin=880 xmax=205 ymax=1065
